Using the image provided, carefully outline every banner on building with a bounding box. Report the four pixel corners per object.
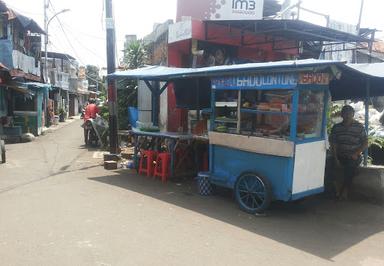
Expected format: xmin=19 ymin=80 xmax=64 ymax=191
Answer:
xmin=177 ymin=0 xmax=264 ymax=21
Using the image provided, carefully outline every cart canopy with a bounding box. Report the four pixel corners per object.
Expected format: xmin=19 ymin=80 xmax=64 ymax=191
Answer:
xmin=110 ymin=59 xmax=342 ymax=81
xmin=331 ymin=63 xmax=384 ymax=100
xmin=110 ymin=59 xmax=384 ymax=101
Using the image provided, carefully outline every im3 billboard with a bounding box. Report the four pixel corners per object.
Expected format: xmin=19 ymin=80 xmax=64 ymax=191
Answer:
xmin=177 ymin=0 xmax=264 ymax=21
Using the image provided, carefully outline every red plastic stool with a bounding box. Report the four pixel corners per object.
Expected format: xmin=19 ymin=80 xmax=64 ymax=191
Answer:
xmin=154 ymin=152 xmax=171 ymax=182
xmin=138 ymin=150 xmax=157 ymax=177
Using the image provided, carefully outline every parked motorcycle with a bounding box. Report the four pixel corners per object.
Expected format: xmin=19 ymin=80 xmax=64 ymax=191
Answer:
xmin=80 ymin=107 xmax=85 ymax=119
xmin=82 ymin=116 xmax=108 ymax=147
xmin=0 ymin=139 xmax=5 ymax=163
xmin=0 ymin=125 xmax=5 ymax=163
xmin=83 ymin=119 xmax=98 ymax=146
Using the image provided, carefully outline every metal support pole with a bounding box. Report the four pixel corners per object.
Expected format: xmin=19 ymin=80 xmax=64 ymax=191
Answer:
xmin=152 ymin=81 xmax=160 ymax=127
xmin=368 ymin=30 xmax=375 ymax=63
xmin=105 ymin=0 xmax=118 ymax=154
xmin=196 ymin=79 xmax=200 ymax=121
xmin=356 ymin=0 xmax=365 ymax=33
xmin=364 ymin=78 xmax=370 ymax=166
xmin=355 ymin=0 xmax=365 ymax=63
xmin=44 ymin=0 xmax=48 ymax=83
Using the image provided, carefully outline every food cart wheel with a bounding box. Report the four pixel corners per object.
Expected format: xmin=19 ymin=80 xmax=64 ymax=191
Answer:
xmin=1 ymin=140 xmax=5 ymax=163
xmin=234 ymin=172 xmax=272 ymax=214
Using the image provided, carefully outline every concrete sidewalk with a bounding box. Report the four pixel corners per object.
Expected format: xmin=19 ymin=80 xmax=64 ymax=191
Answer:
xmin=41 ymin=116 xmax=81 ymax=135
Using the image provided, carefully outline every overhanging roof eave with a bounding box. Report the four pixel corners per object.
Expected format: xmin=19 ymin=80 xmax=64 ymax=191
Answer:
xmin=205 ymin=19 xmax=370 ymax=43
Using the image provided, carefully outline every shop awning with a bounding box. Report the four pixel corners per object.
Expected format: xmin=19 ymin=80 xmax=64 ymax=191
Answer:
xmin=26 ymin=82 xmax=52 ymax=91
xmin=5 ymin=82 xmax=35 ymax=95
xmin=4 ymin=82 xmax=51 ymax=95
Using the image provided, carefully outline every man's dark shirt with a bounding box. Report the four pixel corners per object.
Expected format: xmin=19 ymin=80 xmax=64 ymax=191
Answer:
xmin=329 ymin=120 xmax=367 ymax=159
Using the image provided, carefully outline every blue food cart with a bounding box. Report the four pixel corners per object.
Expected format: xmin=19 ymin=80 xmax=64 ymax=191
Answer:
xmin=208 ymin=68 xmax=332 ymax=213
xmin=110 ymin=59 xmax=343 ymax=213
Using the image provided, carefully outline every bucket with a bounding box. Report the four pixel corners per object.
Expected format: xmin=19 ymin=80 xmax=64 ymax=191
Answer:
xmin=128 ymin=107 xmax=138 ymax=128
xmin=196 ymin=172 xmax=212 ymax=196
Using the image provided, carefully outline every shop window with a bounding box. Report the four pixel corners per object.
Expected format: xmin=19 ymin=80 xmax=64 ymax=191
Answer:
xmin=297 ymin=89 xmax=324 ymax=140
xmin=14 ymin=94 xmax=36 ymax=112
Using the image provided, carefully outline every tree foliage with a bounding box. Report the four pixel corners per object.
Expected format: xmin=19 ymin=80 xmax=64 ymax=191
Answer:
xmin=85 ymin=65 xmax=101 ymax=89
xmin=117 ymin=40 xmax=148 ymax=129
xmin=123 ymin=40 xmax=148 ymax=69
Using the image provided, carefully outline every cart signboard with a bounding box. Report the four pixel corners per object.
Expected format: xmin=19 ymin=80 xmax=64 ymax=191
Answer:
xmin=212 ymin=73 xmax=298 ymax=90
xmin=299 ymin=73 xmax=330 ymax=85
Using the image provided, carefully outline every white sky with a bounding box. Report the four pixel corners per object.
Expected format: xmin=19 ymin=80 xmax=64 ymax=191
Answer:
xmin=4 ymin=0 xmax=384 ymax=69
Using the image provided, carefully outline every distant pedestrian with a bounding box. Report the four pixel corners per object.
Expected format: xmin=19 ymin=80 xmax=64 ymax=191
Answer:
xmin=329 ymin=105 xmax=368 ymax=199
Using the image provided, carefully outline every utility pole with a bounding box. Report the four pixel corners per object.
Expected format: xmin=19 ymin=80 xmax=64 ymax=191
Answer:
xmin=356 ymin=0 xmax=365 ymax=33
xmin=354 ymin=0 xmax=365 ymax=63
xmin=105 ymin=0 xmax=118 ymax=154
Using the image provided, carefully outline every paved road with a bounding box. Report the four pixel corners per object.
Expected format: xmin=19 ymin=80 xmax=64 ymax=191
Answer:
xmin=0 ymin=119 xmax=383 ymax=266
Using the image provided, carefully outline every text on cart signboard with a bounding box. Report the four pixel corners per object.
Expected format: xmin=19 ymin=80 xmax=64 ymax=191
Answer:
xmin=212 ymin=73 xmax=298 ymax=90
xmin=299 ymin=73 xmax=330 ymax=85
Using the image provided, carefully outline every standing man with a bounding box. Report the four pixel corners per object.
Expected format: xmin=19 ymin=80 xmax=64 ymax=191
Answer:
xmin=329 ymin=105 xmax=368 ymax=199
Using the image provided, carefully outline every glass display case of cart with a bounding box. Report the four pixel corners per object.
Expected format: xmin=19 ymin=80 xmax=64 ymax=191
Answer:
xmin=297 ymin=89 xmax=325 ymax=140
xmin=213 ymin=90 xmax=238 ymax=134
xmin=211 ymin=72 xmax=328 ymax=142
xmin=239 ymin=89 xmax=292 ymax=140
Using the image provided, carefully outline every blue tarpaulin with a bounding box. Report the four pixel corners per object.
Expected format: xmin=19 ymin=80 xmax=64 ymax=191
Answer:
xmin=109 ymin=59 xmax=343 ymax=80
xmin=128 ymin=107 xmax=138 ymax=128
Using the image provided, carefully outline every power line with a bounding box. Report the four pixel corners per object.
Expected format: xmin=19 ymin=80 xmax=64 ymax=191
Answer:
xmin=46 ymin=11 xmax=105 ymax=84
xmin=45 ymin=0 xmax=115 ymax=85
xmin=47 ymin=0 xmax=85 ymax=64
xmin=50 ymin=42 xmax=105 ymax=85
xmin=55 ymin=23 xmax=107 ymax=62
xmin=58 ymin=20 xmax=126 ymax=43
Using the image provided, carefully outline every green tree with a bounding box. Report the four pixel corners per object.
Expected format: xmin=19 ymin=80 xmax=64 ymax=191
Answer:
xmin=123 ymin=40 xmax=148 ymax=69
xmin=85 ymin=65 xmax=104 ymax=92
xmin=118 ymin=40 xmax=148 ymax=129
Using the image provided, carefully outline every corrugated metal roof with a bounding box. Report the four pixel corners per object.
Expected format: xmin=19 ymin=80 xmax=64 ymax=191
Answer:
xmin=342 ymin=63 xmax=384 ymax=78
xmin=205 ymin=20 xmax=370 ymax=43
xmin=7 ymin=8 xmax=45 ymax=34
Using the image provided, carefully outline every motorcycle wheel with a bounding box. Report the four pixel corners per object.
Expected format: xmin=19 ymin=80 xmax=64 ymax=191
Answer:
xmin=84 ymin=129 xmax=90 ymax=146
xmin=1 ymin=140 xmax=5 ymax=163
